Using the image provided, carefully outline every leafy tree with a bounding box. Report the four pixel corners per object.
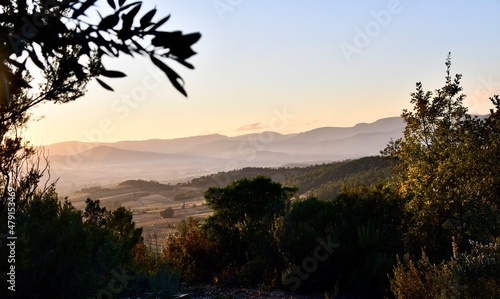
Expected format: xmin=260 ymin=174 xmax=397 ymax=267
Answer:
xmin=0 ymin=191 xmax=144 ymax=298
xmin=280 ymin=184 xmax=404 ymax=296
xmin=203 ymin=175 xmax=298 ymax=285
xmin=382 ymin=53 xmax=500 ymax=259
xmin=0 ymin=1 xmax=199 ymax=297
xmin=0 ymin=0 xmax=201 ymax=102
xmin=0 ymin=0 xmax=200 ymax=210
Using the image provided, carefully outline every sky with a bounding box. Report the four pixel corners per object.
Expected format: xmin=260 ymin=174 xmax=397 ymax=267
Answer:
xmin=24 ymin=0 xmax=500 ymax=145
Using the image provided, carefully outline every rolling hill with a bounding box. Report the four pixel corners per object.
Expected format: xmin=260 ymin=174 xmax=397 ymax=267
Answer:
xmin=45 ymin=116 xmax=405 ymax=195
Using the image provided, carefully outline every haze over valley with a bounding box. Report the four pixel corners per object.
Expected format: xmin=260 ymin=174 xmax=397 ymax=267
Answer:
xmin=46 ymin=116 xmax=404 ymax=195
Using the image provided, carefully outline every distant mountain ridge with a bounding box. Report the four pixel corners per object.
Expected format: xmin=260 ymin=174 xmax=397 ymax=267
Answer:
xmin=44 ymin=116 xmax=406 ymax=195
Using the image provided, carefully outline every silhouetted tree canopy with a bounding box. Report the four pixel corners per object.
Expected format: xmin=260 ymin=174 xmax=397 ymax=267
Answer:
xmin=0 ymin=0 xmax=201 ymax=108
xmin=0 ymin=0 xmax=200 ymax=208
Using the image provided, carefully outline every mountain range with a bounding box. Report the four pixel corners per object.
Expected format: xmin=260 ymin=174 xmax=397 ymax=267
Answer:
xmin=44 ymin=116 xmax=405 ymax=195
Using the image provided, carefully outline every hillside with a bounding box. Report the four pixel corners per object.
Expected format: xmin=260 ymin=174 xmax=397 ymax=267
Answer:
xmin=183 ymin=156 xmax=393 ymax=199
xmin=67 ymin=156 xmax=393 ymax=248
xmin=46 ymin=117 xmax=404 ymax=195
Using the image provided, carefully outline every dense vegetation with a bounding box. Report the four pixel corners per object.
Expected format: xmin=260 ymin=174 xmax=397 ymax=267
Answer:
xmin=0 ymin=4 xmax=498 ymax=295
xmin=183 ymin=155 xmax=393 ymax=199
xmin=119 ymin=179 xmax=174 ymax=191
xmin=0 ymin=0 xmax=198 ymax=297
xmin=161 ymin=57 xmax=500 ymax=298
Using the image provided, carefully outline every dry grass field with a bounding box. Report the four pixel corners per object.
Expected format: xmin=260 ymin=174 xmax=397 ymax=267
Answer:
xmin=68 ymin=182 xmax=213 ymax=250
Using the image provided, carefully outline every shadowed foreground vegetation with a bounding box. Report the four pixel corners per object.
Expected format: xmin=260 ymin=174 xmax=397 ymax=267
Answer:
xmin=160 ymin=57 xmax=500 ymax=298
xmin=1 ymin=37 xmax=499 ymax=299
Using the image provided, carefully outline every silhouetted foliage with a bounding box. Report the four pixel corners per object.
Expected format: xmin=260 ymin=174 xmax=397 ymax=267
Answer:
xmin=279 ymin=184 xmax=404 ymax=297
xmin=0 ymin=0 xmax=200 ymax=106
xmin=0 ymin=1 xmax=198 ymax=297
xmin=0 ymin=0 xmax=199 ymax=211
xmin=0 ymin=191 xmax=145 ymax=298
xmin=164 ymin=176 xmax=403 ymax=297
xmin=160 ymin=206 xmax=174 ymax=218
xmin=203 ymin=175 xmax=298 ymax=286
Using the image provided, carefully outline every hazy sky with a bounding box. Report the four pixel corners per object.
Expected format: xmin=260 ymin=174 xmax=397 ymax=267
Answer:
xmin=25 ymin=0 xmax=500 ymax=145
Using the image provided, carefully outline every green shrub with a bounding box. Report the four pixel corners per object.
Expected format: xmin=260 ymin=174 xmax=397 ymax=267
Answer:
xmin=0 ymin=189 xmax=177 ymax=299
xmin=390 ymin=239 xmax=500 ymax=299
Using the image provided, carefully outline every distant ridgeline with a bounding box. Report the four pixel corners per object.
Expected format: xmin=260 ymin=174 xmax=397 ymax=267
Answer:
xmin=180 ymin=156 xmax=393 ymax=199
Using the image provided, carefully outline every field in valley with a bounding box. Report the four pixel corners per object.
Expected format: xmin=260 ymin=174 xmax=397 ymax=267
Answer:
xmin=69 ymin=181 xmax=212 ymax=249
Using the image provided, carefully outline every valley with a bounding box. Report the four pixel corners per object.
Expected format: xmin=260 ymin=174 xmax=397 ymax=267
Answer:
xmin=67 ymin=156 xmax=393 ymax=249
xmin=45 ymin=116 xmax=404 ymax=196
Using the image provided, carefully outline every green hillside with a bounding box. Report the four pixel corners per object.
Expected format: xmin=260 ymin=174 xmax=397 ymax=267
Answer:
xmin=182 ymin=156 xmax=393 ymax=199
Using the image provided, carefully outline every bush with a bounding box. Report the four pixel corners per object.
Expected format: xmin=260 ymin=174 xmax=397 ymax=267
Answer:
xmin=202 ymin=176 xmax=298 ymax=286
xmin=127 ymin=243 xmax=181 ymax=299
xmin=0 ymin=191 xmax=144 ymax=298
xmin=160 ymin=179 xmax=405 ymax=297
xmin=160 ymin=207 xmax=175 ymax=218
xmin=279 ymin=184 xmax=404 ymax=296
xmin=390 ymin=239 xmax=500 ymax=299
xmin=163 ymin=218 xmax=217 ymax=283
xmin=390 ymin=252 xmax=457 ymax=299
